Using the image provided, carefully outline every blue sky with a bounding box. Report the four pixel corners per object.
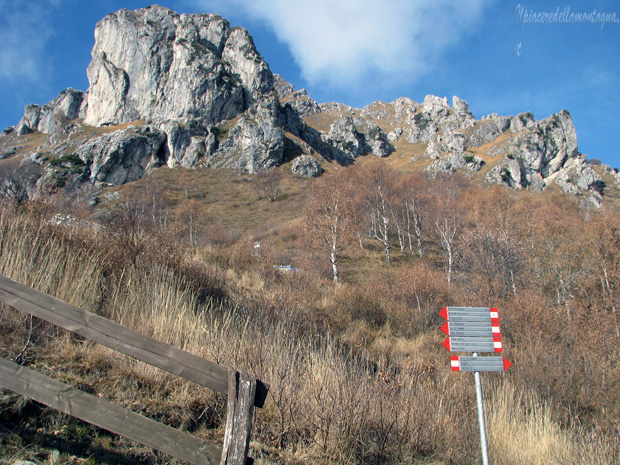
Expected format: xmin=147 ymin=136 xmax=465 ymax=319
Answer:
xmin=1 ymin=0 xmax=619 ymax=167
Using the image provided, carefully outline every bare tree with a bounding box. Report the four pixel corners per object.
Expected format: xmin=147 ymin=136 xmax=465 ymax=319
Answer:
xmin=535 ymin=209 xmax=592 ymax=310
xmin=392 ymin=204 xmax=406 ymax=255
xmin=430 ymin=174 xmax=462 ymax=287
xmin=104 ymin=190 xmax=152 ymax=265
xmin=303 ymin=170 xmax=357 ymax=282
xmin=460 ymin=227 xmax=524 ymax=300
xmin=592 ymin=214 xmax=620 ymax=341
xmin=398 ymin=173 xmax=429 ymax=258
xmin=359 ymin=164 xmax=399 ymax=264
xmin=254 ymin=169 xmax=282 ymax=202
xmin=144 ymin=176 xmax=171 ymax=233
xmin=175 ymin=199 xmax=204 ymax=248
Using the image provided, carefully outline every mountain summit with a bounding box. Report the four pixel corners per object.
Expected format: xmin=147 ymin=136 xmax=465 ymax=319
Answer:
xmin=84 ymin=6 xmax=273 ymax=127
xmin=0 ymin=5 xmax=616 ymax=206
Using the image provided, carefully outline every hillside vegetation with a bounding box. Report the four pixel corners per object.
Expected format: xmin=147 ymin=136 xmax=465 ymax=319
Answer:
xmin=1 ymin=162 xmax=620 ymax=465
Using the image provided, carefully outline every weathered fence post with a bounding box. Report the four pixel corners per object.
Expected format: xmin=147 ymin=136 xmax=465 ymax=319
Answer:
xmin=221 ymin=368 xmax=257 ymax=465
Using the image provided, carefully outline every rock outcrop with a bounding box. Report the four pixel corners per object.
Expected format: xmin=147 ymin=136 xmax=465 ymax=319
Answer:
xmin=425 ymin=152 xmax=483 ymax=176
xmin=312 ymin=91 xmax=605 ymax=199
xmin=73 ymin=126 xmax=167 ymax=185
xmin=17 ymin=88 xmax=85 ymax=134
xmin=321 ymin=117 xmax=393 ymax=163
xmin=485 ymin=110 xmax=581 ymax=190
xmin=84 ymin=6 xmax=272 ymax=127
xmin=12 ymin=5 xmax=378 ymax=186
xmin=467 ymin=116 xmax=511 ymax=148
xmin=209 ymin=98 xmax=285 ymax=173
xmin=291 ymin=155 xmax=323 ymax=178
xmin=273 ymin=74 xmax=295 ymax=98
xmin=4 ymin=6 xmax=613 ymax=204
xmin=158 ymin=122 xmax=214 ymax=168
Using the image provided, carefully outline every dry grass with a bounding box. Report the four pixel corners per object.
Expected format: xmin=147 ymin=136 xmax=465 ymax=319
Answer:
xmin=0 ymin=131 xmax=48 ymax=156
xmin=1 ymin=191 xmax=619 ymax=464
xmin=0 ymin=206 xmax=105 ymax=313
xmin=487 ymin=381 xmax=620 ymax=465
xmin=102 ymin=164 xmax=311 ymax=235
xmin=488 ymin=382 xmax=574 ymax=465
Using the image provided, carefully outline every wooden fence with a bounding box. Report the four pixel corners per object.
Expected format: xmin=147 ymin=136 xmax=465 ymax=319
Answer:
xmin=0 ymin=274 xmax=268 ymax=465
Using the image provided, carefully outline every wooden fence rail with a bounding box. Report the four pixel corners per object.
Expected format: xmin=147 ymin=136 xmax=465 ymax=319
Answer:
xmin=0 ymin=275 xmax=268 ymax=465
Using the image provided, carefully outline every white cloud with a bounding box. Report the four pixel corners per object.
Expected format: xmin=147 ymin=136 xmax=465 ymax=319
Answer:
xmin=0 ymin=0 xmax=57 ymax=83
xmin=189 ymin=0 xmax=493 ymax=91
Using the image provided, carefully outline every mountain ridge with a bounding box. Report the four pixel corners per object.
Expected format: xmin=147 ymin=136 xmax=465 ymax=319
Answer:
xmin=0 ymin=5 xmax=617 ymax=207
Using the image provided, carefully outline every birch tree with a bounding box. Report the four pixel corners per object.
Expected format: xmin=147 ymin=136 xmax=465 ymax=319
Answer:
xmin=303 ymin=171 xmax=356 ymax=282
xmin=360 ymin=164 xmax=399 ymax=264
xmin=175 ymin=199 xmax=204 ymax=248
xmin=398 ymin=173 xmax=429 ymax=258
xmin=460 ymin=227 xmax=524 ymax=300
xmin=430 ymin=175 xmax=462 ymax=287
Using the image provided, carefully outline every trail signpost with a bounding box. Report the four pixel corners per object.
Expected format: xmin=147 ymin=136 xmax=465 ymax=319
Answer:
xmin=450 ymin=356 xmax=512 ymax=372
xmin=440 ymin=306 xmax=512 ymax=465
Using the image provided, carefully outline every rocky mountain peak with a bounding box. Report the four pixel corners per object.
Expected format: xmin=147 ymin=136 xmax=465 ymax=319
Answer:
xmin=3 ymin=6 xmax=616 ymax=207
xmin=84 ymin=5 xmax=273 ymax=127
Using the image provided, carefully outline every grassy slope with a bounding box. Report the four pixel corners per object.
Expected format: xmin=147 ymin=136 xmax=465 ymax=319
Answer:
xmin=1 ymin=116 xmax=620 ymax=464
xmin=0 ymin=173 xmax=619 ymax=465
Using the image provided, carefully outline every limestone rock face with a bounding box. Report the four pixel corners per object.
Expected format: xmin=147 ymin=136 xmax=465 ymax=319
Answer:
xmin=324 ymin=117 xmax=365 ymax=160
xmin=391 ymin=97 xmax=419 ymax=121
xmin=421 ymin=95 xmax=450 ymax=117
xmin=425 ymin=141 xmax=442 ymax=160
xmin=273 ymin=73 xmax=295 ymax=98
xmin=18 ymin=89 xmax=85 ymax=134
xmin=485 ymin=110 xmax=585 ymax=191
xmin=84 ymin=6 xmax=273 ymax=126
xmin=509 ymin=110 xmax=578 ymax=178
xmin=319 ymin=102 xmax=356 ymax=115
xmin=284 ymin=91 xmax=321 ymax=118
xmin=552 ymin=157 xmax=603 ymax=194
xmin=402 ymin=95 xmax=447 ymax=143
xmin=15 ymin=123 xmax=34 ymax=136
xmin=210 ymin=98 xmax=285 ymax=173
xmin=158 ymin=122 xmax=213 ymax=168
xmin=510 ymin=112 xmax=536 ymax=133
xmin=404 ymin=111 xmax=439 ymax=144
xmin=361 ymin=101 xmax=392 ymax=120
xmin=322 ymin=117 xmax=393 ymax=161
xmin=355 ymin=119 xmax=393 ymax=158
xmin=426 ymin=152 xmax=483 ymax=175
xmin=73 ymin=126 xmax=167 ymax=186
xmin=387 ymin=127 xmax=402 ymax=142
xmin=291 ymin=155 xmax=323 ymax=178
xmin=438 ymin=132 xmax=467 ymax=154
xmin=401 ymin=95 xmax=476 ymax=143
xmin=486 ymin=159 xmax=538 ymax=190
xmin=452 ymin=96 xmax=476 ymax=128
xmin=468 ymin=116 xmax=511 ymax=148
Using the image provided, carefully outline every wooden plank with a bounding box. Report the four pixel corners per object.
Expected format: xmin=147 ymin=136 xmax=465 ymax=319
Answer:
xmin=0 ymin=357 xmax=222 ymax=465
xmin=221 ymin=369 xmax=257 ymax=465
xmin=0 ymin=275 xmax=268 ymax=407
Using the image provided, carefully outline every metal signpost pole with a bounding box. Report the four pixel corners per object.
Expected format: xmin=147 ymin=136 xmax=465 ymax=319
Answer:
xmin=473 ymin=352 xmax=490 ymax=465
xmin=441 ymin=306 xmax=511 ymax=465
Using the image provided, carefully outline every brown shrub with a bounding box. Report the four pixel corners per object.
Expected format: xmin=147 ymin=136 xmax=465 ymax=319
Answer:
xmin=393 ymin=261 xmax=449 ymax=336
